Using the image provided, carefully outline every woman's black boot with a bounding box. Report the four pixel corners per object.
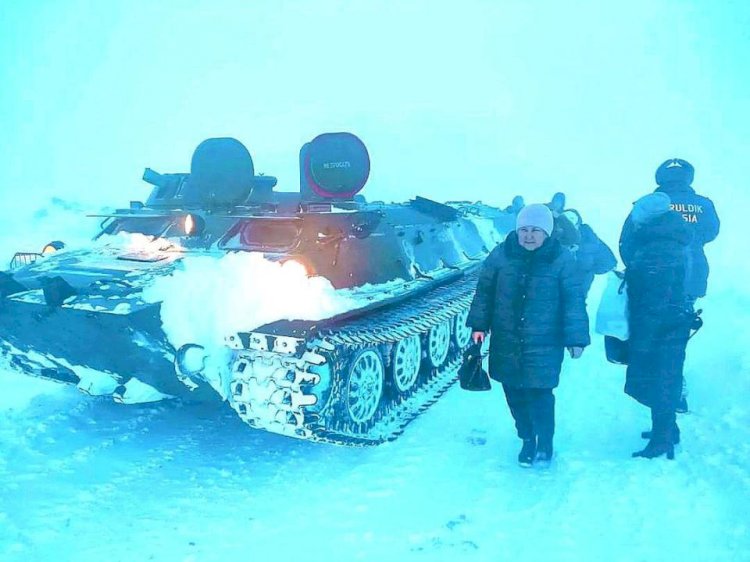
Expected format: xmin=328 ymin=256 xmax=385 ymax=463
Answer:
xmin=518 ymin=438 xmax=536 ymax=467
xmin=535 ymin=437 xmax=554 ymax=464
xmin=634 ymin=410 xmax=676 ymax=460
xmin=633 ymin=440 xmax=675 ymax=460
xmin=641 ymin=423 xmax=680 ymax=444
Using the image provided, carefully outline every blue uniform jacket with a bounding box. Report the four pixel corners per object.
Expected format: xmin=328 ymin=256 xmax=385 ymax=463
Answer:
xmin=655 ymin=184 xmax=719 ymax=299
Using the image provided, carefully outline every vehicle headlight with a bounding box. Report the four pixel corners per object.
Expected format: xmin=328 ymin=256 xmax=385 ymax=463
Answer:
xmin=42 ymin=240 xmax=65 ymax=254
xmin=184 ymin=214 xmax=205 ymax=236
xmin=281 ymin=258 xmax=314 ymax=276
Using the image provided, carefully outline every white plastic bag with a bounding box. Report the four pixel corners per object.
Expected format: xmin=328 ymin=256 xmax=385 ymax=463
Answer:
xmin=595 ymin=271 xmax=629 ymax=341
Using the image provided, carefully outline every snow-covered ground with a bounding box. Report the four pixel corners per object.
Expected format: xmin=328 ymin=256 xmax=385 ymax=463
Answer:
xmin=1 ymin=202 xmax=748 ymax=562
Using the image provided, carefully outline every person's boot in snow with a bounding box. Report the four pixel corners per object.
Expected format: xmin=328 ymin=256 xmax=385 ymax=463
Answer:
xmin=535 ymin=438 xmax=553 ymax=465
xmin=528 ymin=388 xmax=554 ymax=465
xmin=633 ymin=410 xmax=676 ymax=459
xmin=518 ymin=438 xmax=536 ymax=467
xmin=641 ymin=423 xmax=680 ymax=444
xmin=633 ymin=440 xmax=675 ymax=460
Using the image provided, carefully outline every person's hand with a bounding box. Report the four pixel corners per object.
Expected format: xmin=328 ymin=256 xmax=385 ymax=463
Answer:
xmin=567 ymin=346 xmax=584 ymax=359
xmin=472 ymin=331 xmax=486 ymax=345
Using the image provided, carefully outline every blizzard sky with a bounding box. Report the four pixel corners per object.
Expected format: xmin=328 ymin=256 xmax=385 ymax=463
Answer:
xmin=1 ymin=4 xmax=750 ymax=561
xmin=1 ymin=0 xmax=748 ymax=281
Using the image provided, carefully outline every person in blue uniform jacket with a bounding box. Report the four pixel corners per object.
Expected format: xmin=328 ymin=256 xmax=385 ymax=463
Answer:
xmin=467 ymin=204 xmax=590 ymax=467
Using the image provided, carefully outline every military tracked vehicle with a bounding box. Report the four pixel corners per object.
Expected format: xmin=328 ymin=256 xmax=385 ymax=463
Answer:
xmin=0 ymin=133 xmax=519 ymax=444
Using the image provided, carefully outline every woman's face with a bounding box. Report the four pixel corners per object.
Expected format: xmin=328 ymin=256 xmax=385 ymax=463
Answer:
xmin=517 ymin=226 xmax=547 ymax=251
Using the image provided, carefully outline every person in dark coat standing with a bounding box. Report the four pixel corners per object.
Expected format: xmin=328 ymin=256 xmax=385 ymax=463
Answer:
xmin=654 ymin=159 xmax=719 ymax=412
xmin=547 ymin=192 xmax=581 ymax=248
xmin=467 ymin=204 xmax=590 ymax=467
xmin=619 ymin=193 xmax=693 ymax=459
xmin=560 ymin=209 xmax=617 ymax=295
xmin=546 ymin=193 xmax=617 ymax=294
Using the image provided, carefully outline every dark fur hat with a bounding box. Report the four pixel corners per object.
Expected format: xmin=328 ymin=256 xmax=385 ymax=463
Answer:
xmin=655 ymin=158 xmax=694 ymax=187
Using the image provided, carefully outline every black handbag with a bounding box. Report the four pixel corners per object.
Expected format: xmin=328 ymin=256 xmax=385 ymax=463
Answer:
xmin=604 ymin=336 xmax=629 ymax=365
xmin=459 ymin=343 xmax=491 ymax=391
xmin=605 ymin=306 xmax=702 ymax=366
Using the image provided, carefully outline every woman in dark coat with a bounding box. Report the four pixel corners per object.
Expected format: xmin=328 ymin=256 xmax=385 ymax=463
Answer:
xmin=560 ymin=209 xmax=618 ymax=295
xmin=546 ymin=193 xmax=617 ymax=295
xmin=619 ymin=192 xmax=693 ymax=459
xmin=467 ymin=204 xmax=590 ymax=467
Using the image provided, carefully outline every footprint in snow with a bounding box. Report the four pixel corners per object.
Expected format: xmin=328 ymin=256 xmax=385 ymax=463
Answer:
xmin=467 ymin=429 xmax=487 ymax=445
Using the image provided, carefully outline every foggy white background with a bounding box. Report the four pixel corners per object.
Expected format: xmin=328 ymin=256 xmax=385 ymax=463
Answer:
xmin=1 ymin=0 xmax=746 ymax=281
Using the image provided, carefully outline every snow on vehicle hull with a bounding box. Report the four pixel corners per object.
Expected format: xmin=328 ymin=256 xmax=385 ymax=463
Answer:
xmin=0 ymin=261 xmax=204 ymax=402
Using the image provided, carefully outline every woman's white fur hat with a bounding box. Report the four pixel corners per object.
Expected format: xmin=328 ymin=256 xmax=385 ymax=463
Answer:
xmin=516 ymin=204 xmax=554 ymax=236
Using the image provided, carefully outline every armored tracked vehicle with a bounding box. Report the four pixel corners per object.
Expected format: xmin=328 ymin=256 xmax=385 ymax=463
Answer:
xmin=0 ymin=133 xmax=518 ymax=444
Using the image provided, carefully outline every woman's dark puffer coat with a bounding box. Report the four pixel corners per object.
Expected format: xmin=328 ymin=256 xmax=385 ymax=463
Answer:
xmin=467 ymin=232 xmax=590 ymax=388
xmin=619 ymin=212 xmax=693 ymax=410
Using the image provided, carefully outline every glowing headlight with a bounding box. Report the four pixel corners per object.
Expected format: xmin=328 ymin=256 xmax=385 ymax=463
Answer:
xmin=184 ymin=214 xmax=205 ymax=236
xmin=281 ymin=258 xmax=314 ymax=276
xmin=42 ymin=240 xmax=65 ymax=255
